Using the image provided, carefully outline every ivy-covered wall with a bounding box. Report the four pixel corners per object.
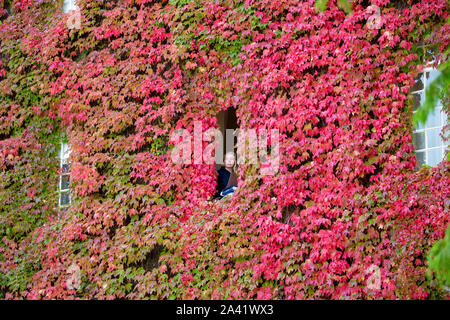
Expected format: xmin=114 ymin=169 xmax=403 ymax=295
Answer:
xmin=0 ymin=0 xmax=449 ymax=299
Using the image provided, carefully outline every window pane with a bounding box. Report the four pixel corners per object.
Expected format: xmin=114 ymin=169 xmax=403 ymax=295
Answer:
xmin=62 ymin=163 xmax=71 ymax=174
xmin=426 ymin=69 xmax=441 ymax=83
xmin=413 ymin=131 xmax=425 ymax=150
xmin=60 ymin=192 xmax=70 ymax=206
xmin=411 ymin=75 xmax=424 ymax=91
xmin=59 ymin=141 xmax=71 ymax=208
xmin=62 ymin=142 xmax=68 ymax=155
xmin=427 ymin=148 xmax=442 ymax=166
xmin=415 ymin=151 xmax=425 ymax=166
xmin=425 ymin=108 xmax=442 ymax=128
xmin=61 ymin=174 xmax=70 ymax=190
xmin=412 ymin=92 xmax=423 ymax=112
xmin=62 ymin=143 xmax=71 ymax=161
xmin=427 ymin=128 xmax=442 ymax=148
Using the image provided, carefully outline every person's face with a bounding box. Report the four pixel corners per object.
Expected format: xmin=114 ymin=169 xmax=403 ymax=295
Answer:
xmin=224 ymin=153 xmax=235 ymax=168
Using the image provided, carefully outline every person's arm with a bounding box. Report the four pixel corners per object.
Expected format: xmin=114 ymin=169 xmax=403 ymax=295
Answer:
xmin=225 ymin=171 xmax=238 ymax=188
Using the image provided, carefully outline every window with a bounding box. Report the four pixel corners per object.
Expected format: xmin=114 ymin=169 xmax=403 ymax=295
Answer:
xmin=216 ymin=108 xmax=239 ymax=170
xmin=411 ymin=67 xmax=449 ymax=167
xmin=63 ymin=0 xmax=77 ymax=13
xmin=59 ymin=142 xmax=71 ymax=207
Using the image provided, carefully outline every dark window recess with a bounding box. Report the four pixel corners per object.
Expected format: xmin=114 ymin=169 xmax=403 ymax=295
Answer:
xmin=60 ymin=192 xmax=70 ymax=206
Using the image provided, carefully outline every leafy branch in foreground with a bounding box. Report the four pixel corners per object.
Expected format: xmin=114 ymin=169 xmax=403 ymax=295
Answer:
xmin=413 ymin=59 xmax=450 ymax=129
xmin=428 ymin=224 xmax=450 ymax=292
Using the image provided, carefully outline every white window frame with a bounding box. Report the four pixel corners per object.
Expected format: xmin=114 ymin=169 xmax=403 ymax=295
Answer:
xmin=63 ymin=0 xmax=78 ymax=13
xmin=59 ymin=141 xmax=71 ymax=208
xmin=411 ymin=66 xmax=449 ymax=167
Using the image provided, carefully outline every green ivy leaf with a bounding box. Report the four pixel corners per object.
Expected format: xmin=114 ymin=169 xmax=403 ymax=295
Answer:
xmin=315 ymin=0 xmax=329 ymax=12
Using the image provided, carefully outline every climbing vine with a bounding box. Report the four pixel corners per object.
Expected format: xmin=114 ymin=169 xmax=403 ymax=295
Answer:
xmin=0 ymin=0 xmax=449 ymax=299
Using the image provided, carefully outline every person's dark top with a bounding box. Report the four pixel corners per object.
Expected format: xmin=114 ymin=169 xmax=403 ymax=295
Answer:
xmin=215 ymin=167 xmax=238 ymax=198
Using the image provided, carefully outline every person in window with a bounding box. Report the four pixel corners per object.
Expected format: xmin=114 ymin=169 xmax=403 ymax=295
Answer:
xmin=215 ymin=152 xmax=238 ymax=199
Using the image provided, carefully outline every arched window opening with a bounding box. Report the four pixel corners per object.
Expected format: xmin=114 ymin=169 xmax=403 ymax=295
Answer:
xmin=214 ymin=108 xmax=239 ymax=200
xmin=215 ymin=108 xmax=239 ymax=169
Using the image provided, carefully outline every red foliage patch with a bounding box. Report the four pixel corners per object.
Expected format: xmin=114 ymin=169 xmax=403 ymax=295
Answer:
xmin=0 ymin=0 xmax=448 ymax=299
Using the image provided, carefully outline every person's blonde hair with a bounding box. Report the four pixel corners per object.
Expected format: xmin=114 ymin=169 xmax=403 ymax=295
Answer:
xmin=224 ymin=151 xmax=237 ymax=172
